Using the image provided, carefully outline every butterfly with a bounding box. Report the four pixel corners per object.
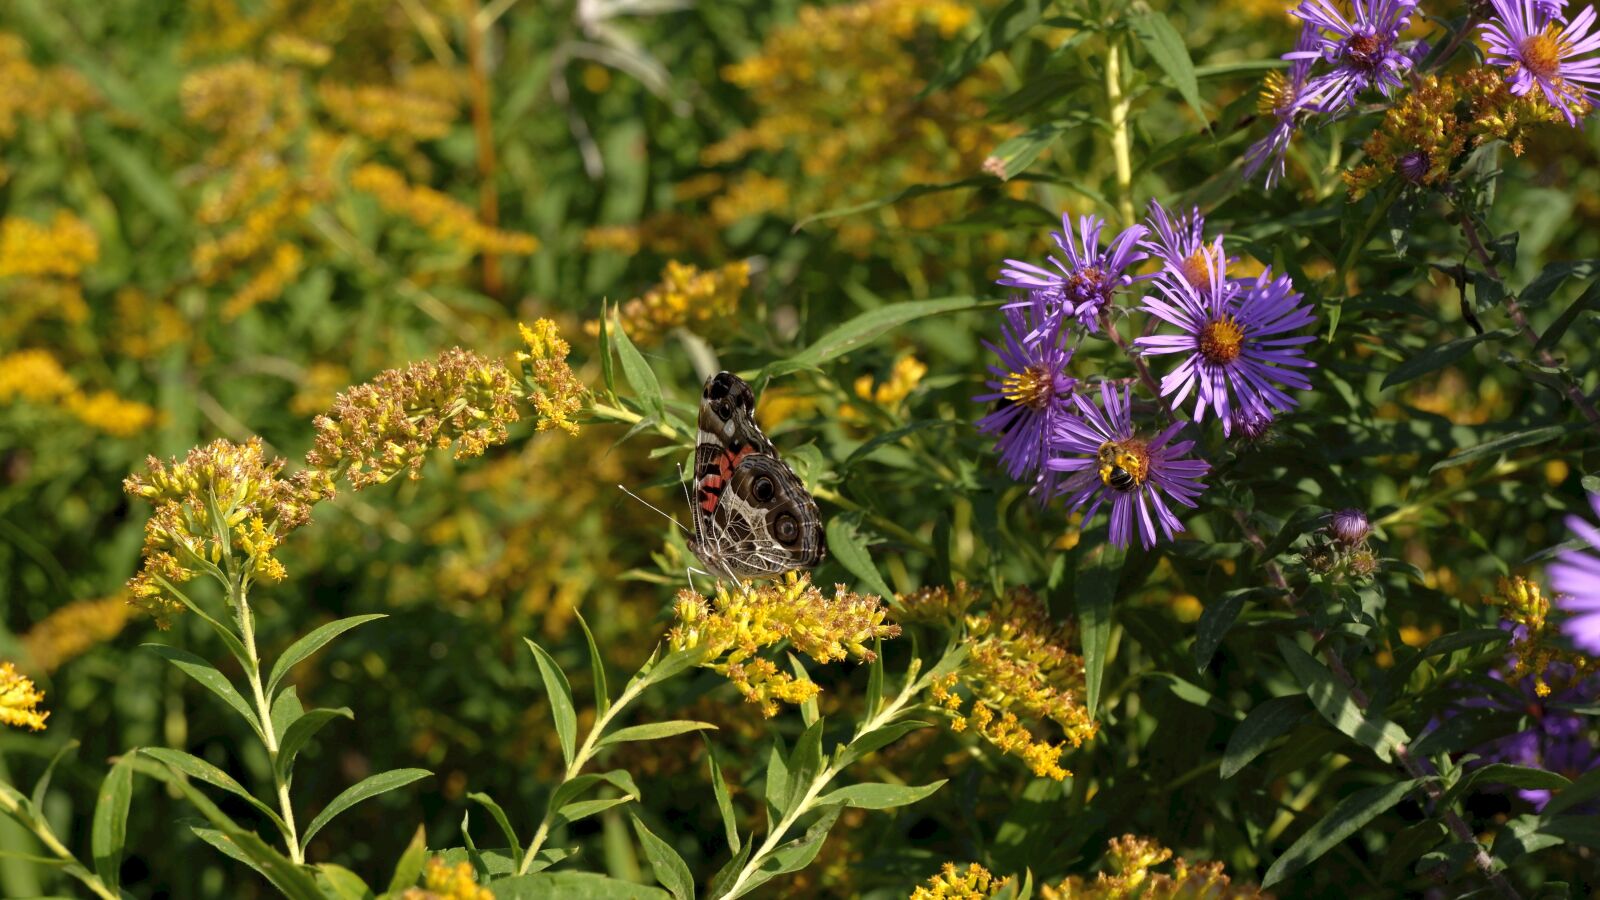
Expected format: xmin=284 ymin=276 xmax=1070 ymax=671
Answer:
xmin=686 ymin=371 xmax=826 ymax=581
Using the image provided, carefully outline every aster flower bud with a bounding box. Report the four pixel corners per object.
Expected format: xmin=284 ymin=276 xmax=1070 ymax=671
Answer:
xmin=1330 ymin=508 xmax=1372 ymax=546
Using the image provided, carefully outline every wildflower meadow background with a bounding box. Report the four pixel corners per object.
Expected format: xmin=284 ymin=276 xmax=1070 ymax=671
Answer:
xmin=2 ymin=0 xmax=1599 ymax=897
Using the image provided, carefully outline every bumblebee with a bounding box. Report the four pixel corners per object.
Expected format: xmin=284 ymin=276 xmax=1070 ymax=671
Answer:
xmin=1096 ymin=443 xmax=1143 ymax=492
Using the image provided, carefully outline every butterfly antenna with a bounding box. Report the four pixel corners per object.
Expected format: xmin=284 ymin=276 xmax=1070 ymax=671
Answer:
xmin=676 ymin=461 xmax=695 ymax=515
xmin=615 ymin=484 xmax=692 ymax=535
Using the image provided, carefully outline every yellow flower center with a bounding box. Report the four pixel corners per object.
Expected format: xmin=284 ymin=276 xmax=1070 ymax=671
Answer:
xmin=1258 ymin=70 xmax=1292 ymax=115
xmin=1199 ymin=315 xmax=1246 ymax=364
xmin=1178 ymin=246 xmax=1222 ymax=290
xmin=1520 ymin=25 xmax=1568 ymax=81
xmin=1001 ymin=365 xmax=1057 ymax=410
xmin=1096 ymin=440 xmax=1149 ymax=491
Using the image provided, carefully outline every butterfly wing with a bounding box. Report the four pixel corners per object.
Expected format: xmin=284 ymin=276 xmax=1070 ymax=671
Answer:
xmin=689 ymin=372 xmax=825 ymax=580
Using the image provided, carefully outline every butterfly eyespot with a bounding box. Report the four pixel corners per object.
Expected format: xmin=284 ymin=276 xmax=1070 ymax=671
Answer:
xmin=753 ymin=477 xmax=775 ymax=502
xmin=774 ymin=513 xmax=799 ymax=543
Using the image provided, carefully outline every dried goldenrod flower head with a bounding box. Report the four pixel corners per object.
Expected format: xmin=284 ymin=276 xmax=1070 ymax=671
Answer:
xmin=597 ymin=260 xmax=751 ymax=344
xmin=1458 ymin=65 xmax=1566 ymax=156
xmin=910 ymin=862 xmax=1009 ymax=899
xmin=0 ymin=33 xmax=97 ymax=140
xmin=1344 ymin=75 xmax=1464 ymax=199
xmin=125 ymin=437 xmax=335 ymax=624
xmin=265 ymin=33 xmax=333 ymax=68
xmin=896 ymin=581 xmax=982 ymax=627
xmin=0 ymin=661 xmax=49 ymax=731
xmin=20 ymin=594 xmax=137 ymax=674
xmin=308 ymin=348 xmax=521 ymax=488
xmin=669 ymin=572 xmax=901 ymax=716
xmin=0 ymin=350 xmax=160 ymax=437
xmin=0 ymin=211 xmax=98 ymax=279
xmin=929 ymin=586 xmax=1097 ymax=780
xmin=514 ymin=319 xmax=585 ymax=435
xmin=399 ymin=857 xmax=493 ymax=900
xmin=351 ymin=164 xmax=539 ymax=255
xmin=1492 ymin=576 xmax=1595 ymax=696
xmin=1041 ymin=835 xmax=1267 ymax=899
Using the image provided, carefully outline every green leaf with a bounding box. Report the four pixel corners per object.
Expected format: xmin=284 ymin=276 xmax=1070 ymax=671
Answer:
xmin=468 ymin=792 xmax=523 ymax=864
xmin=86 ymin=125 xmax=187 ymax=226
xmin=836 ymin=720 xmax=931 ymax=769
xmin=527 ymin=638 xmax=579 ymax=769
xmin=1430 ymin=424 xmax=1576 ymax=472
xmin=794 ymin=178 xmax=1002 ymax=231
xmin=1277 ymin=638 xmax=1409 ymax=762
xmin=598 ymin=301 xmax=617 ymax=396
xmin=386 ymin=823 xmax=429 ymax=894
xmin=816 ymin=780 xmax=946 ymax=810
xmin=764 ymin=738 xmax=790 ymax=830
xmin=824 ymin=517 xmax=895 ymax=600
xmin=1077 ymin=543 xmax=1124 ymax=714
xmin=144 ymin=644 xmax=262 ymax=738
xmin=732 ymin=805 xmax=844 ymax=899
xmin=275 ymin=708 xmax=354 ymax=782
xmin=549 ymin=770 xmax=641 ymax=815
xmin=318 ymin=864 xmax=376 ymax=900
xmin=984 ymin=117 xmax=1091 ymax=180
xmin=1192 ymin=588 xmax=1250 ymax=670
xmin=1381 ymin=329 xmax=1510 ymax=389
xmin=163 ymin=584 xmax=253 ymax=673
xmin=576 ymin=611 xmax=611 ymax=718
xmin=1534 ymin=276 xmax=1600 ymax=351
xmin=265 ymin=614 xmax=387 ymax=698
xmin=189 ymin=825 xmax=274 ymax=885
xmin=91 ymin=754 xmax=134 ymax=891
xmin=788 ymin=653 xmax=820 ymax=728
xmin=489 ymin=871 xmax=671 ymax=899
xmin=1540 ymin=815 xmax=1600 ymax=847
xmin=1129 ymin=12 xmax=1207 ymax=123
xmin=600 ymin=720 xmax=718 ymax=748
xmin=610 ymin=313 xmax=664 ymax=417
xmin=760 ymin=298 xmax=983 ymax=379
xmin=1444 ymin=764 xmax=1571 ymax=809
xmin=923 ymin=0 xmax=1045 ymax=96
xmin=1263 ymin=779 xmax=1422 ymax=887
xmin=139 ymin=747 xmax=287 ymax=833
xmin=300 ymin=768 xmax=432 ymax=853
xmin=30 ymin=739 xmax=80 ymax=811
xmin=270 ymin=686 xmax=305 ymax=741
xmin=556 ymin=796 xmax=635 ymax=826
xmin=705 ymin=741 xmax=741 ymax=854
xmin=1221 ymin=695 xmax=1311 ymax=779
xmin=1543 ymin=767 xmax=1600 ymax=816
xmin=784 ymin=720 xmax=826 ymax=818
xmin=628 ymin=814 xmax=695 ymax=900
xmin=864 ymin=642 xmax=885 ymax=721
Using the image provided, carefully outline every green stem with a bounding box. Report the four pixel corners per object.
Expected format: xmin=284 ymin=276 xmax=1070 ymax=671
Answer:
xmin=712 ymin=655 xmax=935 ymax=900
xmin=1104 ymin=37 xmax=1135 ymax=229
xmin=0 ymin=788 xmax=119 ymax=900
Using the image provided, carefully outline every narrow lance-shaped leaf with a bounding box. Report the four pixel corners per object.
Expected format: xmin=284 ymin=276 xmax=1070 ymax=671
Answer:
xmin=1263 ymin=779 xmax=1421 ymax=887
xmin=140 ymin=747 xmax=287 ymax=833
xmin=91 ymin=754 xmax=135 ymax=891
xmin=526 ymin=638 xmax=578 ymax=769
xmin=1128 ymin=12 xmax=1207 ymax=124
xmin=576 ymin=610 xmax=610 ymax=717
xmin=144 ymin=644 xmax=262 ymax=738
xmin=629 ymin=814 xmax=695 ymax=900
xmin=266 ymin=614 xmax=387 ymax=698
xmin=816 ymin=779 xmax=947 ymax=810
xmin=468 ymin=792 xmax=522 ymax=864
xmin=598 ymin=720 xmax=718 ymax=748
xmin=1077 ymin=542 xmax=1124 ymax=714
xmin=610 ymin=311 xmax=664 ymax=417
xmin=824 ymin=517 xmax=895 ymax=601
xmin=1277 ymin=637 xmax=1409 ymax=762
xmin=705 ymin=740 xmax=741 ymax=854
xmin=385 ymin=823 xmax=429 ymax=894
xmin=299 ymin=769 xmax=433 ymax=853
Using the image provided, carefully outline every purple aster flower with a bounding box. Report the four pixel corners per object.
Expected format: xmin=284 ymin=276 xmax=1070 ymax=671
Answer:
xmin=1134 ymin=240 xmax=1318 ymax=433
xmin=1538 ymin=0 xmax=1570 ymax=20
xmin=1287 ymin=0 xmax=1421 ymax=114
xmin=975 ymin=294 xmax=1077 ymax=488
xmin=998 ymin=213 xmax=1148 ymax=334
xmin=1046 ymin=384 xmax=1210 ymax=549
xmin=1330 ymin=508 xmax=1373 ymax=546
xmin=1467 ymin=663 xmax=1600 ymax=810
xmin=1139 ymin=201 xmax=1231 ymax=300
xmin=1245 ymin=26 xmax=1321 ymax=188
xmin=1480 ymin=0 xmax=1600 ymax=126
xmin=1550 ymin=491 xmax=1600 ymax=653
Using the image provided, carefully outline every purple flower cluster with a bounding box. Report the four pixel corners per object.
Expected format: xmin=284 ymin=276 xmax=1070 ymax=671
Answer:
xmin=1480 ymin=0 xmax=1600 ymax=125
xmin=976 ymin=203 xmax=1318 ymax=549
xmin=1468 ymin=662 xmax=1599 ymax=810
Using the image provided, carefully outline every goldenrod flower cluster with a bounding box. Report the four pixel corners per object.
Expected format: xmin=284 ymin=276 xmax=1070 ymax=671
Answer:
xmin=124 ymin=437 xmax=336 ymax=623
xmin=0 ymin=211 xmax=99 ymax=279
xmin=400 ymin=857 xmax=492 ymax=900
xmin=928 ymin=587 xmax=1097 ymax=780
xmin=597 ymin=260 xmax=751 ymax=344
xmin=0 ymin=33 xmax=97 ymax=141
xmin=0 ymin=661 xmax=50 ymax=732
xmin=1345 ymin=68 xmax=1566 ymax=197
xmin=114 ymin=288 xmax=191 ymax=361
xmin=896 ymin=581 xmax=982 ymax=628
xmin=910 ymin=862 xmax=1009 ymax=899
xmin=308 ymin=348 xmax=522 ymax=488
xmin=583 ymin=211 xmax=720 ymax=259
xmin=514 ymin=320 xmax=585 ymax=435
xmin=701 ymin=0 xmax=1019 ymax=252
xmin=20 ymin=594 xmax=138 ymax=674
xmin=351 ymin=164 xmax=540 ymax=256
xmin=668 ymin=572 xmax=901 ymax=716
xmin=1041 ymin=835 xmax=1267 ymax=899
xmin=318 ymin=77 xmax=457 ymax=144
xmin=1491 ymin=576 xmax=1595 ymax=697
xmin=0 ymin=349 xmax=160 ymax=437
xmin=180 ymin=60 xmax=311 ymax=168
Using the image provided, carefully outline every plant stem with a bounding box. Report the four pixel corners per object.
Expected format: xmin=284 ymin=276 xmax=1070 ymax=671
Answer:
xmin=1232 ymin=512 xmax=1522 ymax=900
xmin=0 ymin=789 xmax=119 ymax=900
xmin=1456 ymin=211 xmax=1600 ymax=432
xmin=233 ymin=576 xmax=305 ymax=864
xmin=517 ymin=668 xmax=663 ymax=874
xmin=712 ymin=657 xmax=930 ymax=900
xmin=1104 ymin=38 xmax=1136 ymax=229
